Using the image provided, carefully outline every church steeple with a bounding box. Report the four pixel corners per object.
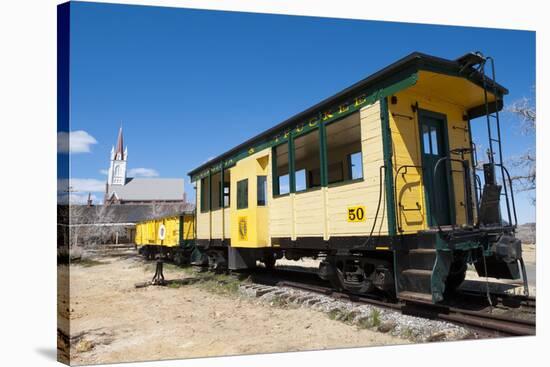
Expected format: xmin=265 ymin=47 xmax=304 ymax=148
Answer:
xmin=115 ymin=126 xmax=125 ymax=160
xmin=107 ymin=124 xmax=128 ymax=186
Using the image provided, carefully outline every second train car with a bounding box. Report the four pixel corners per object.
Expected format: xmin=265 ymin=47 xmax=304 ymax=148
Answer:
xmin=135 ymin=211 xmax=199 ymax=265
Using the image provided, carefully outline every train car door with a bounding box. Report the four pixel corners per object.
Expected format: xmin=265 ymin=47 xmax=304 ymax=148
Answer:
xmin=419 ymin=110 xmax=452 ymax=227
xmin=230 ymin=154 xmax=270 ymax=248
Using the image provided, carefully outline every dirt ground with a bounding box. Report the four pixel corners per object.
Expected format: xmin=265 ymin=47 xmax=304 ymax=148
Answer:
xmin=66 ymin=251 xmax=405 ymax=365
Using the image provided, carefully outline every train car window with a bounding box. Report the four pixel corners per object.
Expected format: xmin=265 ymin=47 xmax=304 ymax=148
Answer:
xmin=348 ymin=151 xmax=363 ymax=180
xmin=278 ymin=174 xmax=289 ymax=195
xmin=237 ymin=179 xmax=248 ymax=209
xmin=200 ymin=176 xmax=210 ymax=213
xmin=223 ymin=184 xmax=230 ymax=207
xmin=223 ymin=169 xmax=231 ymax=208
xmin=211 ymin=172 xmax=222 ymax=210
xmin=295 ymin=169 xmax=306 ymax=191
xmin=326 ymin=112 xmax=362 ymax=183
xmin=430 ymin=127 xmax=439 ymax=155
xmin=423 ymin=125 xmax=431 ymax=154
xmin=294 ymin=129 xmax=320 ymax=192
xmin=257 ymin=176 xmax=267 ymax=206
xmin=273 ymin=143 xmax=290 ymax=195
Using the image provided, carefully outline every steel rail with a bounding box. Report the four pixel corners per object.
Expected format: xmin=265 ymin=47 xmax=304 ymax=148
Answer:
xmin=269 ymin=273 xmax=535 ymax=337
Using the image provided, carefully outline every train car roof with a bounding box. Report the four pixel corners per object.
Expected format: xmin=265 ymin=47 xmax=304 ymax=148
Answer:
xmin=188 ymin=51 xmax=508 ymax=180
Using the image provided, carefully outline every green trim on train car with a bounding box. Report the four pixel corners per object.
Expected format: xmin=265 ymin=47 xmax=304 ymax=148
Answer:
xmin=271 ymin=146 xmax=279 ymax=195
xmin=190 ymin=73 xmax=419 ymax=182
xmin=288 ymin=135 xmax=296 ymax=193
xmin=380 ymin=97 xmax=397 ymax=236
xmin=220 ymin=163 xmax=224 ymax=208
xmin=208 ymin=169 xmax=212 ymax=212
xmin=319 ymin=122 xmax=328 ymax=187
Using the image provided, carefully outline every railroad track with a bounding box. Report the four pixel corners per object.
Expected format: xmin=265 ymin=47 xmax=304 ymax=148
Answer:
xmin=246 ymin=268 xmax=536 ymax=337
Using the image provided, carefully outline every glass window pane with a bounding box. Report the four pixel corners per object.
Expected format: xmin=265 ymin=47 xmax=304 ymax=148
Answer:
xmin=222 ymin=169 xmax=231 ymax=208
xmin=223 ymin=184 xmax=230 ymax=207
xmin=349 ymin=152 xmax=363 ymax=180
xmin=257 ymin=176 xmax=267 ymax=206
xmin=295 ymin=169 xmax=306 ymax=192
xmin=422 ymin=125 xmax=431 ymax=154
xmin=274 ymin=144 xmax=289 ymax=195
xmin=278 ymin=174 xmax=289 ymax=195
xmin=237 ymin=179 xmax=248 ymax=209
xmin=430 ymin=127 xmax=439 ymax=155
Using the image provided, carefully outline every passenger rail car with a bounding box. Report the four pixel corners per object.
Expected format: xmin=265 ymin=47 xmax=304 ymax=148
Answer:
xmin=135 ymin=212 xmax=197 ymax=264
xmin=188 ymin=52 xmax=528 ymax=303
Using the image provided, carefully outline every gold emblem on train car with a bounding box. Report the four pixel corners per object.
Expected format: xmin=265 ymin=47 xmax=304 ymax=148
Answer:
xmin=238 ymin=216 xmax=248 ymax=241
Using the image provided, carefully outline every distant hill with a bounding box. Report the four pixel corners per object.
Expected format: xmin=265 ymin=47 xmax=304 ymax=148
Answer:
xmin=516 ymin=222 xmax=536 ymax=244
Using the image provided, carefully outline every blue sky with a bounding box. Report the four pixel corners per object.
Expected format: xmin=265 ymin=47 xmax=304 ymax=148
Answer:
xmin=65 ymin=1 xmax=536 ymax=223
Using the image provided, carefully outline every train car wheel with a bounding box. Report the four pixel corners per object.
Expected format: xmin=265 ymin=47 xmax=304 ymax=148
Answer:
xmin=445 ymin=262 xmax=467 ymax=293
xmin=262 ymin=253 xmax=276 ymax=269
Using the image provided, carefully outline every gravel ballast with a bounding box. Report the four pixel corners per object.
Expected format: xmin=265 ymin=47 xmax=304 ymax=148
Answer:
xmin=239 ymin=283 xmax=473 ymax=343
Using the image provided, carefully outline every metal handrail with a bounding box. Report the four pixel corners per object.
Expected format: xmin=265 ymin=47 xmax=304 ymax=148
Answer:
xmin=495 ymin=164 xmax=518 ymax=227
xmin=432 ymin=157 xmax=473 ymax=233
xmin=393 ymin=165 xmax=423 ymax=232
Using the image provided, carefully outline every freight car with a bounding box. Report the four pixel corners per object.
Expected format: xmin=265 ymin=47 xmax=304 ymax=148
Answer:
xmin=187 ymin=52 xmax=528 ymax=303
xmin=135 ymin=212 xmax=201 ymax=265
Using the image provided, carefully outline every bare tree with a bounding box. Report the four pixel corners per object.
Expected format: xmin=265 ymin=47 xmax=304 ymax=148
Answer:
xmin=507 ymin=93 xmax=536 ymax=202
xmin=69 ymin=204 xmax=126 ymax=247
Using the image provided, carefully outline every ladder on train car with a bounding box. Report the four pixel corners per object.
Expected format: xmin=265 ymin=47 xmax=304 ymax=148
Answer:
xmin=471 ymin=53 xmax=518 ymax=228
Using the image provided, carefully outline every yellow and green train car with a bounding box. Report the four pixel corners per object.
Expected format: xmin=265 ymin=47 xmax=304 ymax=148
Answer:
xmin=135 ymin=212 xmax=196 ymax=264
xmin=188 ymin=52 xmax=527 ymax=303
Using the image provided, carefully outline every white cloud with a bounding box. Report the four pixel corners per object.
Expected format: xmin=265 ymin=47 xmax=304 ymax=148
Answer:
xmin=128 ymin=168 xmax=159 ymax=177
xmin=99 ymin=169 xmax=109 ymax=175
xmin=58 ymin=130 xmax=98 ymax=153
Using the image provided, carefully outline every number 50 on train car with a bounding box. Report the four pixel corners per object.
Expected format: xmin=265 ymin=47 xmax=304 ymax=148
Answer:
xmin=347 ymin=206 xmax=366 ymax=222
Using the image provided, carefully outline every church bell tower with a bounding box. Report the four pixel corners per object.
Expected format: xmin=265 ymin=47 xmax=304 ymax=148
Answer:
xmin=108 ymin=126 xmax=128 ymax=186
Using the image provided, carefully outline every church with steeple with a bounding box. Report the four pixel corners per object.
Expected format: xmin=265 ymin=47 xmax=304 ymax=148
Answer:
xmin=104 ymin=127 xmax=186 ymax=205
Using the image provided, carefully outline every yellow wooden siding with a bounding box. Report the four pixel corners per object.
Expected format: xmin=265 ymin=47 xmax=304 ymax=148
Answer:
xmin=147 ymin=221 xmax=157 ymax=244
xmin=163 ymin=216 xmax=180 ymax=246
xmin=182 ymin=214 xmax=195 ymax=241
xmin=268 ymin=102 xmax=387 ymax=240
xmin=223 ymin=208 xmax=230 ymax=239
xmin=135 ymin=223 xmax=144 ymax=245
xmin=269 ymin=194 xmax=292 ymax=239
xmin=387 ymin=94 xmax=426 ymax=234
xmin=211 ymin=209 xmax=224 ymax=239
xmin=135 ymin=214 xmax=195 ymax=247
xmin=229 ymin=149 xmax=270 ymax=248
xmin=326 ymin=102 xmax=387 ymax=237
xmin=390 ymin=86 xmax=475 ymax=232
xmin=294 ymin=189 xmax=324 ymax=237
